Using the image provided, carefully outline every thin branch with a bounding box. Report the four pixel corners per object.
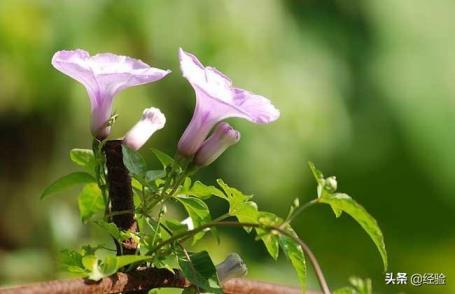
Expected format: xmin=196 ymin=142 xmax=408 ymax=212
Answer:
xmin=150 ymin=221 xmax=331 ymax=294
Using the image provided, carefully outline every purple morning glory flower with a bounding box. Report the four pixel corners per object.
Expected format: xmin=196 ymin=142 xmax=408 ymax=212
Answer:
xmin=52 ymin=49 xmax=171 ymax=139
xmin=194 ymin=122 xmax=240 ymax=167
xmin=123 ymin=107 xmax=166 ymax=151
xmin=177 ymin=48 xmax=280 ymax=157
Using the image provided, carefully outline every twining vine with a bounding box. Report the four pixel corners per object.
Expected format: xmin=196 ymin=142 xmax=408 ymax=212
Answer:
xmin=40 ymin=48 xmax=387 ymax=294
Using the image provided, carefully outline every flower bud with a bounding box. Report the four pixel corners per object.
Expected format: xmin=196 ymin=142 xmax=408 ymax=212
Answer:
xmin=123 ymin=107 xmax=166 ymax=150
xmin=193 ymin=122 xmax=240 ymax=167
xmin=216 ymin=253 xmax=248 ymax=282
xmin=325 ymin=176 xmax=337 ymax=193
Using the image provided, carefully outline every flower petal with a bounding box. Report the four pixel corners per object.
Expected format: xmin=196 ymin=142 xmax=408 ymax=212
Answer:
xmin=179 ymin=48 xmax=279 ymax=123
xmin=231 ymin=88 xmax=280 ymax=124
xmin=51 ymin=49 xmax=99 ymax=102
xmin=52 ymin=49 xmax=170 ymax=139
xmin=89 ymin=53 xmax=171 ymax=97
xmin=177 ymin=48 xmax=280 ymax=156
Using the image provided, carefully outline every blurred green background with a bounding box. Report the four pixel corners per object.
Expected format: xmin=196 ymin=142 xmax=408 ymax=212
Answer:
xmin=0 ymin=0 xmax=454 ymax=293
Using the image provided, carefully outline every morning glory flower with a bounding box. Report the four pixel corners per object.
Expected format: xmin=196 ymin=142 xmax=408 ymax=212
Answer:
xmin=194 ymin=122 xmax=240 ymax=167
xmin=52 ymin=49 xmax=171 ymax=139
xmin=177 ymin=48 xmax=280 ymax=157
xmin=123 ymin=107 xmax=166 ymax=151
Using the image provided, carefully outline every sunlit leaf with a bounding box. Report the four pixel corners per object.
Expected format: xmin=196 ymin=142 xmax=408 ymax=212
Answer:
xmin=70 ymin=149 xmax=96 ymax=173
xmin=41 ymin=172 xmax=95 ymax=199
xmin=320 ymin=193 xmax=388 ymax=270
xmin=256 ymin=212 xmax=283 ymax=260
xmin=116 ymin=255 xmax=150 ymax=269
xmin=308 ymin=161 xmax=324 ymax=183
xmin=181 ymin=180 xmax=225 ymax=200
xmin=59 ymin=249 xmax=86 ymax=274
xmin=279 ymin=234 xmax=306 ymax=291
xmin=78 ymin=183 xmax=104 ymax=223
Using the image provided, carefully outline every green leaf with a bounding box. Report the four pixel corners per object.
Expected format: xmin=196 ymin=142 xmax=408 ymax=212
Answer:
xmin=216 ymin=179 xmax=252 ymax=214
xmin=84 ymin=250 xmax=150 ymax=281
xmin=176 ymin=196 xmax=212 ymax=244
xmin=78 ymin=183 xmax=104 ymax=223
xmin=116 ymin=255 xmax=150 ymax=269
xmin=151 ymin=148 xmax=174 ymax=168
xmin=177 ymin=251 xmax=221 ymax=293
xmin=41 ymin=172 xmax=95 ymax=199
xmin=59 ymin=249 xmax=86 ymax=274
xmin=145 ymin=170 xmax=166 ymax=183
xmin=122 ymin=145 xmax=147 ymax=179
xmin=308 ymin=161 xmax=324 ymax=183
xmin=181 ymin=181 xmax=225 ymax=200
xmin=334 ymin=276 xmax=372 ymax=294
xmin=320 ymin=193 xmax=388 ymax=270
xmin=279 ymin=234 xmax=306 ymax=291
xmin=165 ymin=219 xmax=188 ymax=234
xmin=256 ymin=212 xmax=282 ymax=260
xmin=95 ymin=220 xmax=122 ymax=240
xmin=70 ymin=149 xmax=96 ymax=173
xmin=96 ymin=255 xmax=118 ymax=278
xmin=333 ymin=288 xmax=356 ymax=294
xmin=217 ymin=179 xmax=259 ymax=233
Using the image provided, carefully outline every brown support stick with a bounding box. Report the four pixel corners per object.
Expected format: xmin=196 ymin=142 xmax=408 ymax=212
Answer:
xmin=0 ymin=273 xmax=318 ymax=294
xmin=103 ymin=140 xmax=138 ymax=255
xmin=0 ymin=268 xmax=188 ymax=294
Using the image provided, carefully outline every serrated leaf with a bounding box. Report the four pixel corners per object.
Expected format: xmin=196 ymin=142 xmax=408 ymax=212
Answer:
xmin=41 ymin=172 xmax=95 ymax=199
xmin=78 ymin=183 xmax=104 ymax=223
xmin=177 ymin=196 xmax=212 ymax=244
xmin=181 ymin=181 xmax=226 ymax=200
xmin=320 ymin=193 xmax=388 ymax=270
xmin=279 ymin=234 xmax=306 ymax=291
xmin=178 ymin=251 xmax=221 ymax=293
xmin=216 ymin=179 xmax=252 ymax=214
xmin=216 ymin=179 xmax=258 ymax=233
xmin=256 ymin=212 xmax=282 ymax=260
xmin=151 ymin=148 xmax=174 ymax=168
xmin=122 ymin=145 xmax=147 ymax=179
xmin=70 ymin=149 xmax=96 ymax=173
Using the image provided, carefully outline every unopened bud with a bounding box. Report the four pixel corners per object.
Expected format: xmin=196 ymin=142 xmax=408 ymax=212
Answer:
xmin=216 ymin=253 xmax=248 ymax=282
xmin=123 ymin=107 xmax=166 ymax=150
xmin=193 ymin=122 xmax=240 ymax=167
xmin=325 ymin=176 xmax=337 ymax=193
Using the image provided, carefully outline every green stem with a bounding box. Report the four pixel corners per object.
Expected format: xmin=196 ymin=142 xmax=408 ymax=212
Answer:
xmin=151 ymin=205 xmax=165 ymax=247
xmin=93 ymin=139 xmax=110 ymax=221
xmin=283 ymin=198 xmax=319 ymax=227
xmin=149 ymin=221 xmax=330 ymax=294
